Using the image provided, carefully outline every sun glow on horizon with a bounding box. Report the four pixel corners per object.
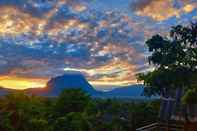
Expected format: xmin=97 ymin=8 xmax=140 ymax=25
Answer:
xmin=0 ymin=76 xmax=48 ymax=90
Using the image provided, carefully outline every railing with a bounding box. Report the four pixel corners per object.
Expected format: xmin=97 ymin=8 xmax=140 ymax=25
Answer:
xmin=136 ymin=122 xmax=184 ymax=131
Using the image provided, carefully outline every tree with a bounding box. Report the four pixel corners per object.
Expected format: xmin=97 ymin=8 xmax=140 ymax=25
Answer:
xmin=137 ymin=22 xmax=197 ymax=125
xmin=54 ymin=89 xmax=91 ymax=115
xmin=138 ymin=22 xmax=197 ymax=97
xmin=0 ymin=92 xmax=50 ymax=131
xmin=53 ymin=112 xmax=90 ymax=131
xmin=29 ymin=118 xmax=50 ymax=131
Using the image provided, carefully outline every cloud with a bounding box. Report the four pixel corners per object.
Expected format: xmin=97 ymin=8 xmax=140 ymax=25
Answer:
xmin=64 ymin=59 xmax=138 ymax=86
xmin=0 ymin=1 xmax=147 ymax=89
xmin=0 ymin=0 xmax=195 ymax=89
xmin=130 ymin=0 xmax=197 ymax=21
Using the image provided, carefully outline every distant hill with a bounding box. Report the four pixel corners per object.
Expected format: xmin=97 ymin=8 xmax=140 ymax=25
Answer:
xmin=104 ymin=84 xmax=144 ymax=97
xmin=45 ymin=72 xmax=100 ymax=96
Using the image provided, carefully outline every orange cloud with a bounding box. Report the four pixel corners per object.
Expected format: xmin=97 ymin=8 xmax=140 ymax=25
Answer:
xmin=89 ymin=60 xmax=138 ymax=86
xmin=47 ymin=19 xmax=89 ymax=41
xmin=131 ymin=0 xmax=197 ymax=21
xmin=44 ymin=0 xmax=69 ymax=19
xmin=64 ymin=59 xmax=138 ymax=86
xmin=0 ymin=3 xmax=88 ymax=37
xmin=72 ymin=4 xmax=87 ymax=12
xmin=95 ymin=43 xmax=145 ymax=64
xmin=0 ymin=6 xmax=46 ymax=36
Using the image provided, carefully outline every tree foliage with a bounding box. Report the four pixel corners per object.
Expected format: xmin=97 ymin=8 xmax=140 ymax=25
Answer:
xmin=54 ymin=89 xmax=91 ymax=115
xmin=137 ymin=22 xmax=197 ymax=97
xmin=0 ymin=90 xmax=159 ymax=131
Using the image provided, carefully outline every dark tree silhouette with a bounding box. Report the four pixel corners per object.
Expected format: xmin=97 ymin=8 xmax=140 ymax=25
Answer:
xmin=137 ymin=22 xmax=197 ymax=125
xmin=138 ymin=22 xmax=197 ymax=97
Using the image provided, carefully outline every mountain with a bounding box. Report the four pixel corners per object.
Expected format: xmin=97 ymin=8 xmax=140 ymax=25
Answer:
xmin=44 ymin=72 xmax=100 ymax=96
xmin=96 ymin=84 xmax=148 ymax=100
xmin=0 ymin=72 xmax=100 ymax=96
xmin=100 ymin=84 xmax=145 ymax=99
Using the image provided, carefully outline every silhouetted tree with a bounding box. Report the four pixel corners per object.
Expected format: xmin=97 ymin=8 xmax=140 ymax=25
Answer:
xmin=138 ymin=22 xmax=197 ymax=97
xmin=137 ymin=22 xmax=197 ymax=125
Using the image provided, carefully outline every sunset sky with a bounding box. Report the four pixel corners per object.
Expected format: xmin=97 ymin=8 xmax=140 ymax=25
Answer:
xmin=0 ymin=0 xmax=196 ymax=90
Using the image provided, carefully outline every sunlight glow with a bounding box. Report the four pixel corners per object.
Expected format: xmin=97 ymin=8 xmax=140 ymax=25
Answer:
xmin=0 ymin=76 xmax=48 ymax=90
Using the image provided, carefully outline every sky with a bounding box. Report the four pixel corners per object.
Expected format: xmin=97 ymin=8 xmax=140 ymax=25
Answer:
xmin=0 ymin=0 xmax=196 ymax=90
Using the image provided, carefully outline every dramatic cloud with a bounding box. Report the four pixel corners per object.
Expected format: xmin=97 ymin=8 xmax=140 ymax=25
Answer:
xmin=0 ymin=0 xmax=195 ymax=90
